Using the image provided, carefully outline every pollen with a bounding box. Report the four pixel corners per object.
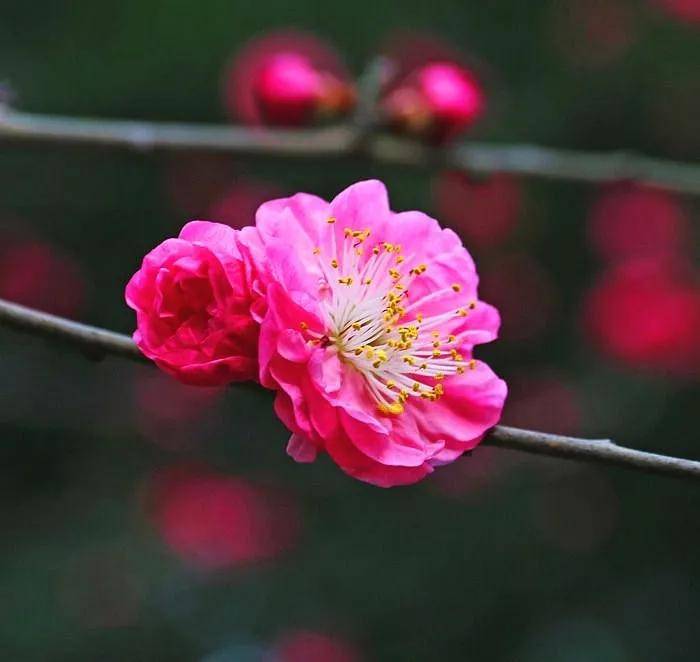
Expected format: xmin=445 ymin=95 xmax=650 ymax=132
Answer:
xmin=300 ymin=322 xmax=308 ymax=330
xmin=330 ymin=258 xmax=339 ymax=269
xmin=313 ymin=247 xmax=321 ymax=255
xmin=338 ymin=276 xmax=353 ymax=285
xmin=327 ymin=216 xmax=336 ymax=224
xmin=451 ymin=283 xmax=462 ymax=292
xmin=378 ymin=401 xmax=404 ymax=416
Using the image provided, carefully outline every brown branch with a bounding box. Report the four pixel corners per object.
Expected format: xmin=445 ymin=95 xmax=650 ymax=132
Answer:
xmin=1 ymin=104 xmax=699 ymax=194
xmin=1 ymin=297 xmax=698 ymax=481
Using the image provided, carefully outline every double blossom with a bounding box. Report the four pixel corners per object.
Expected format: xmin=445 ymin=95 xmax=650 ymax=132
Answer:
xmin=127 ymin=180 xmax=507 ymax=486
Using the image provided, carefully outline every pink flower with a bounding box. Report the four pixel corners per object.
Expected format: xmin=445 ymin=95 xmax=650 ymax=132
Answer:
xmin=223 ymin=30 xmax=355 ymax=127
xmin=653 ymin=0 xmax=700 ymax=24
xmin=125 ymin=221 xmax=259 ymax=386
xmin=247 ymin=180 xmax=507 ymax=487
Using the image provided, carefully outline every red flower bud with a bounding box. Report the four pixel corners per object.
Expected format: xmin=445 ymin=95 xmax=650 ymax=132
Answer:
xmin=223 ymin=30 xmax=355 ymax=126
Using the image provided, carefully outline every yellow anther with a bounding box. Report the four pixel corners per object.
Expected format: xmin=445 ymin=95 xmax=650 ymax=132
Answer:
xmin=384 ymin=242 xmax=394 ymax=252
xmin=451 ymin=283 xmax=462 ymax=292
xmin=435 ymin=372 xmax=445 ymax=381
xmin=469 ymin=359 xmax=477 ymax=370
xmin=399 ymin=390 xmax=409 ymax=403
xmin=355 ymin=248 xmax=363 ymax=256
xmin=457 ymin=365 xmax=465 ymax=374
xmin=327 ymin=216 xmax=336 ymax=224
xmin=386 ymin=379 xmax=396 ymax=389
xmin=330 ymin=258 xmax=339 ymax=269
xmin=375 ymin=349 xmax=388 ymax=362
xmin=352 ymin=322 xmax=362 ymax=330
xmin=389 ymin=268 xmax=401 ymax=280
xmin=432 ymin=331 xmax=440 ymax=338
xmin=420 ymin=363 xmax=428 ymax=370
xmin=396 ymin=255 xmax=405 ymax=264
xmin=373 ymin=245 xmax=381 ymax=255
xmin=354 ymin=348 xmax=363 ymax=356
xmin=448 ymin=334 xmax=456 ymax=343
xmin=300 ymin=322 xmax=308 ymax=330
xmin=412 ymin=382 xmax=421 ymax=393
xmin=432 ymin=349 xmax=442 ymax=358
xmin=403 ymin=356 xmax=415 ymax=366
xmin=469 ymin=301 xmax=477 ymax=310
xmin=416 ymin=313 xmax=423 ymax=323
xmin=378 ymin=401 xmax=404 ymax=416
xmin=338 ymin=276 xmax=353 ymax=285
xmin=364 ymin=278 xmax=372 ymax=285
xmin=312 ymin=247 xmax=321 ymax=255
xmin=364 ymin=347 xmax=375 ymax=359
xmin=457 ymin=308 xmax=468 ymax=317
xmin=432 ymin=341 xmax=440 ymax=348
xmin=344 ymin=227 xmax=353 ymax=237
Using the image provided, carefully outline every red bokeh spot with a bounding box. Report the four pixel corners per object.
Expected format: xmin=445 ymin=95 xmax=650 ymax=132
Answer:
xmin=0 ymin=238 xmax=85 ymax=318
xmin=479 ymin=253 xmax=557 ymax=343
xmin=146 ymin=465 xmax=301 ymax=570
xmin=502 ymin=372 xmax=583 ymax=436
xmin=433 ymin=172 xmax=521 ymax=249
xmin=583 ymin=258 xmax=700 ymax=377
xmin=587 ymin=184 xmax=689 ymax=263
xmin=273 ymin=630 xmax=362 ymax=662
xmin=653 ymin=0 xmax=700 ymax=23
xmin=208 ymin=178 xmax=284 ymax=229
xmin=552 ymin=0 xmax=638 ymax=67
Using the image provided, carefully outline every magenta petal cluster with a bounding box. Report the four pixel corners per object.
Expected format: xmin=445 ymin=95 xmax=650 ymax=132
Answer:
xmin=245 ymin=180 xmax=507 ymax=486
xmin=125 ymin=221 xmax=259 ymax=386
xmin=126 ymin=181 xmax=507 ymax=487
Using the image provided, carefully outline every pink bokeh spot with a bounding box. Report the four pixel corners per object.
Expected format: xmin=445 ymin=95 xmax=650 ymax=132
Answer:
xmin=147 ymin=465 xmax=300 ymax=570
xmin=244 ymin=180 xmax=507 ymax=487
xmin=653 ymin=0 xmax=700 ymax=23
xmin=583 ymin=258 xmax=700 ymax=377
xmin=273 ymin=630 xmax=362 ymax=662
xmin=587 ymin=184 xmax=689 ymax=263
xmin=0 ymin=239 xmax=86 ymax=318
xmin=209 ymin=179 xmax=285 ymax=229
xmin=433 ymin=171 xmax=521 ymax=249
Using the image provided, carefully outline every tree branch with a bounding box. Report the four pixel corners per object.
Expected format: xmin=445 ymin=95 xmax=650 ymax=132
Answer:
xmin=1 ymin=297 xmax=698 ymax=481
xmin=1 ymin=104 xmax=699 ymax=195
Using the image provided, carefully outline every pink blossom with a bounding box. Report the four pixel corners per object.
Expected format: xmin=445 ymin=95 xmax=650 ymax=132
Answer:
xmin=246 ymin=180 xmax=507 ymax=487
xmin=223 ymin=30 xmax=355 ymax=127
xmin=653 ymin=0 xmax=700 ymax=24
xmin=273 ymin=629 xmax=362 ymax=662
xmin=125 ymin=221 xmax=259 ymax=386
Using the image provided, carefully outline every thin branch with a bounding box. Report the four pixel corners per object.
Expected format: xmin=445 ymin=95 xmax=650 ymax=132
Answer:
xmin=1 ymin=104 xmax=699 ymax=194
xmin=1 ymin=297 xmax=698 ymax=481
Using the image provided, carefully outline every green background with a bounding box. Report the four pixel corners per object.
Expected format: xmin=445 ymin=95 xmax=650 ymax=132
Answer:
xmin=0 ymin=1 xmax=698 ymax=660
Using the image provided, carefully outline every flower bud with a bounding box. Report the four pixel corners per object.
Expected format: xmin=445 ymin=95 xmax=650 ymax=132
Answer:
xmin=224 ymin=30 xmax=355 ymax=126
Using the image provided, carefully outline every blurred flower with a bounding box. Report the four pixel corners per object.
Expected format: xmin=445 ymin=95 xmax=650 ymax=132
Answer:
xmin=653 ymin=0 xmax=700 ymax=23
xmin=532 ymin=469 xmax=619 ymax=553
xmin=479 ymin=253 xmax=557 ymax=343
xmin=0 ymin=236 xmax=86 ymax=318
xmin=125 ymin=221 xmax=260 ymax=386
xmin=587 ymin=184 xmax=689 ymax=263
xmin=433 ymin=172 xmax=521 ymax=249
xmin=146 ymin=465 xmax=300 ymax=570
xmin=223 ymin=30 xmax=355 ymax=126
xmin=209 ymin=178 xmax=285 ymax=229
xmin=248 ymin=180 xmax=506 ymax=487
xmin=583 ymin=258 xmax=700 ymax=377
xmin=164 ymin=152 xmax=237 ymax=218
xmin=272 ymin=630 xmax=362 ymax=662
xmin=380 ymin=32 xmax=486 ymax=142
xmin=132 ymin=370 xmax=223 ymax=451
xmin=502 ymin=371 xmax=582 ymax=436
xmin=551 ymin=0 xmax=638 ymax=67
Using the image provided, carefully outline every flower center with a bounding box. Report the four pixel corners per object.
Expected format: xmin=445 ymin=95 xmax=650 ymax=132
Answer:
xmin=308 ymin=218 xmax=477 ymax=415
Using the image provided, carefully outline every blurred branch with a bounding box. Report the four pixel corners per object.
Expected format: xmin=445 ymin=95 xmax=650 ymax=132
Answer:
xmin=1 ymin=104 xmax=699 ymax=194
xmin=1 ymin=296 xmax=699 ymax=481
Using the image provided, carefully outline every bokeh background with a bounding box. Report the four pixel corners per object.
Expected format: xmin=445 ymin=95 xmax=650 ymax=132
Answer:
xmin=1 ymin=1 xmax=699 ymax=660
